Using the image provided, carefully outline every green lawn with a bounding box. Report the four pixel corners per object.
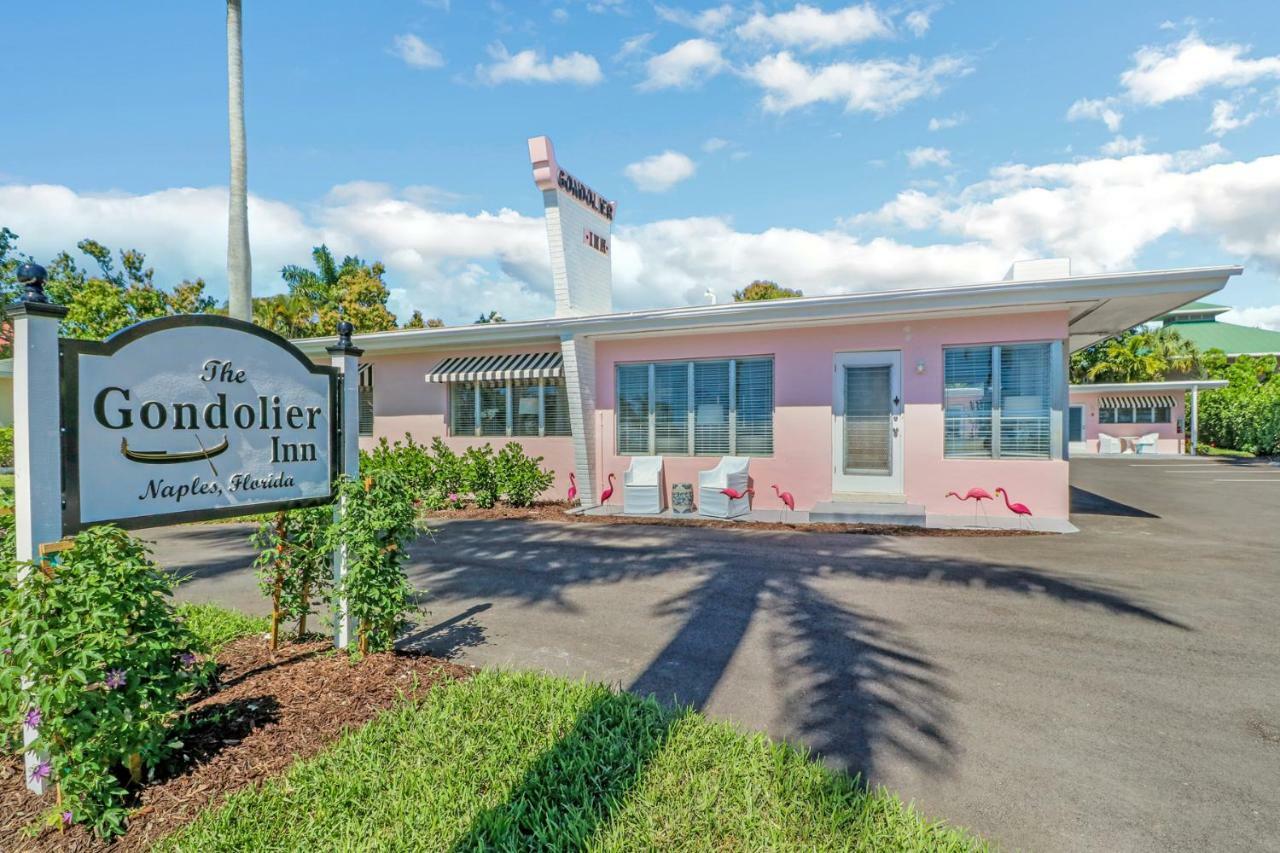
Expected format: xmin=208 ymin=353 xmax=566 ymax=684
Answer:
xmin=177 ymin=602 xmax=270 ymax=654
xmin=161 ymin=670 xmax=982 ymax=852
xmin=1195 ymin=445 xmax=1255 ymax=458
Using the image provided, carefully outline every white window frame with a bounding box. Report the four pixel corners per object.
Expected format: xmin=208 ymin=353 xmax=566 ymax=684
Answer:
xmin=449 ymin=377 xmax=571 ymax=438
xmin=942 ymin=340 xmax=1064 ymax=461
xmin=615 ymin=356 xmax=774 ymax=457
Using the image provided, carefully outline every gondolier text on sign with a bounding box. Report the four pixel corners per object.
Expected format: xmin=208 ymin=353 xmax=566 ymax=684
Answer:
xmin=61 ymin=315 xmax=340 ymax=531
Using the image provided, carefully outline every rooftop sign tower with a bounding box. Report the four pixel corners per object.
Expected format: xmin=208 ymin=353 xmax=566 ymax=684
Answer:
xmin=528 ymin=136 xmax=614 ymax=318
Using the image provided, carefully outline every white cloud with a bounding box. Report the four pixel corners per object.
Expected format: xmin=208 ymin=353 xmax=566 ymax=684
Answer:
xmin=854 ymin=149 xmax=1280 ymax=275
xmin=390 ymin=33 xmax=444 ymax=69
xmin=928 ymin=113 xmax=965 ymax=131
xmin=655 ymin=4 xmax=735 ymax=34
xmin=551 ymin=8 xmax=569 ymax=23
xmin=4 ymin=148 xmax=1277 ymax=325
xmin=1120 ymin=33 xmax=1280 ymax=105
xmin=702 ymin=137 xmax=730 ymax=152
xmin=616 ymin=32 xmax=655 ymax=59
xmin=1099 ymin=134 xmax=1147 ymax=156
xmin=1208 ymin=99 xmax=1259 ymax=136
xmin=736 ymin=3 xmax=893 ymax=51
xmin=639 ymin=38 xmax=725 ymax=90
xmin=623 ymin=151 xmax=698 ymax=192
xmin=1066 ymin=97 xmax=1124 ymax=132
xmin=745 ymin=51 xmax=971 ymax=114
xmin=903 ymin=10 xmax=931 ymax=37
xmin=1222 ymin=306 xmax=1280 ymax=331
xmin=477 ymin=44 xmax=603 ymax=85
xmin=905 ymin=146 xmax=950 ymax=168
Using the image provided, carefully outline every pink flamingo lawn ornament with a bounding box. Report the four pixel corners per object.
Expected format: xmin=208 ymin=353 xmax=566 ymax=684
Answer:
xmin=994 ymin=487 xmax=1033 ymax=527
xmin=567 ymin=472 xmax=578 ymax=505
xmin=771 ymin=484 xmax=796 ymax=521
xmin=600 ymin=473 xmax=616 ymax=506
xmin=945 ymin=487 xmax=994 ymax=526
xmin=720 ymin=486 xmax=755 ymax=501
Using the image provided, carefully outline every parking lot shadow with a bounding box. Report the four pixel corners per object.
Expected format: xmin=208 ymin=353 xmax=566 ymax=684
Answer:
xmin=1070 ymin=486 xmax=1159 ymax=518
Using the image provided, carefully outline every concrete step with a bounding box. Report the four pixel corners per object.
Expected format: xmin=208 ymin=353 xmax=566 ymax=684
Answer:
xmin=809 ymin=500 xmax=926 ymax=526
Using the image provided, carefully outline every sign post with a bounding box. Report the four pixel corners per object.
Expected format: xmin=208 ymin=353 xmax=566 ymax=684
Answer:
xmin=326 ymin=321 xmax=362 ymax=649
xmin=7 ymin=263 xmax=68 ymax=794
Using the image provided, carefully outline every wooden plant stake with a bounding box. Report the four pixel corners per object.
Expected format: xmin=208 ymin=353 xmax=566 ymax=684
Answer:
xmin=269 ymin=511 xmax=286 ymax=651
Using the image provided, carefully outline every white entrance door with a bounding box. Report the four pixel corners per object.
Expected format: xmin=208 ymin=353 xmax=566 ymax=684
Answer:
xmin=832 ymin=351 xmax=903 ymax=495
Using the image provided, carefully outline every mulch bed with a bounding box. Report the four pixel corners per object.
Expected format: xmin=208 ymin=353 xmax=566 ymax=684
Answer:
xmin=429 ymin=502 xmax=1040 ymax=536
xmin=0 ymin=639 xmax=470 ymax=852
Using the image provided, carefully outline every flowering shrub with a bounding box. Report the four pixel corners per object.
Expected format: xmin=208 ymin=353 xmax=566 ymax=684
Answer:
xmin=495 ymin=443 xmax=555 ymax=507
xmin=331 ymin=472 xmax=421 ymax=655
xmin=253 ymin=505 xmax=333 ymax=647
xmin=0 ymin=526 xmax=210 ymax=837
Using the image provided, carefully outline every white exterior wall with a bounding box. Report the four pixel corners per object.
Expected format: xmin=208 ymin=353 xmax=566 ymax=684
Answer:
xmin=560 ymin=334 xmax=599 ymax=506
xmin=542 ymin=189 xmax=612 ymax=318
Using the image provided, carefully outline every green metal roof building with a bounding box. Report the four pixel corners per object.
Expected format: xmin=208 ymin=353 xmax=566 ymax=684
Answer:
xmin=1159 ymin=301 xmax=1280 ymax=357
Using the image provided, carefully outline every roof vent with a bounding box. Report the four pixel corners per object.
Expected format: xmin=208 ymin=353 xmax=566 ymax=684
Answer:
xmin=1003 ymin=258 xmax=1071 ymax=281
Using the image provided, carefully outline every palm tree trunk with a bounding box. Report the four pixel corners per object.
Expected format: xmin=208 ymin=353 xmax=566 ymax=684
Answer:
xmin=226 ymin=0 xmax=252 ymax=321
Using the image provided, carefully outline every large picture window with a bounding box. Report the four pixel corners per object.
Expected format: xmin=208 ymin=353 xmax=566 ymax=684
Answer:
xmin=1099 ymin=404 xmax=1171 ymax=424
xmin=944 ymin=342 xmax=1057 ymax=459
xmin=448 ymin=377 xmax=573 ymax=437
xmin=616 ymin=357 xmax=774 ymax=456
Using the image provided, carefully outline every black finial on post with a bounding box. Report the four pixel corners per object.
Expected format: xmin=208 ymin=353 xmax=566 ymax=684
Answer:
xmin=327 ymin=319 xmax=363 ymax=357
xmin=16 ymin=263 xmax=50 ymax=304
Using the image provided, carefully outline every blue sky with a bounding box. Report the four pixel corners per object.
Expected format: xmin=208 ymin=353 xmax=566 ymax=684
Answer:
xmin=2 ymin=1 xmax=1278 ymax=327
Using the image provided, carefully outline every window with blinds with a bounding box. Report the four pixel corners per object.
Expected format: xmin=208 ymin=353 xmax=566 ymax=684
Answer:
xmin=944 ymin=346 xmax=994 ymax=458
xmin=735 ymin=358 xmax=774 ymax=455
xmin=653 ymin=362 xmax=690 ymax=454
xmin=999 ymin=343 xmax=1051 ymax=458
xmin=844 ymin=365 xmax=892 ymax=474
xmin=512 ymin=379 xmax=541 ymax=437
xmin=450 ymin=383 xmax=477 ymax=436
xmin=616 ymin=364 xmax=651 ymax=454
xmin=944 ymin=343 xmax=1054 ymax=459
xmin=357 ymin=363 xmax=374 ymax=437
xmin=542 ymin=379 xmax=572 ymax=436
xmin=448 ymin=378 xmax=572 ymax=437
xmin=615 ymin=357 xmax=774 ymax=456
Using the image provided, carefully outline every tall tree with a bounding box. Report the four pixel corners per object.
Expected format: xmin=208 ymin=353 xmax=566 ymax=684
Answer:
xmin=733 ymin=280 xmax=803 ymax=301
xmin=1070 ymin=327 xmax=1203 ymax=383
xmin=474 ymin=310 xmax=506 ymax=324
xmin=226 ymin=0 xmax=252 ymax=321
xmin=261 ymin=245 xmax=398 ymax=337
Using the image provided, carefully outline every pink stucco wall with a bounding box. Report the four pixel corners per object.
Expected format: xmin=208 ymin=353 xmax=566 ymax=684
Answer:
xmin=358 ymin=348 xmax=577 ymax=498
xmin=1068 ymin=391 xmax=1186 ymax=454
xmin=593 ymin=311 xmax=1072 ymax=520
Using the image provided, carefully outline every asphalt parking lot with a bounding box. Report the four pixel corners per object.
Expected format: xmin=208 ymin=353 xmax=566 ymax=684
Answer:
xmin=150 ymin=456 xmax=1280 ymax=852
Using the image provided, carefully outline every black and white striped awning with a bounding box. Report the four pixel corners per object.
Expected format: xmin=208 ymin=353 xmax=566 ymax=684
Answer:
xmin=425 ymin=352 xmax=563 ymax=383
xmin=1100 ymin=394 xmax=1176 ymax=409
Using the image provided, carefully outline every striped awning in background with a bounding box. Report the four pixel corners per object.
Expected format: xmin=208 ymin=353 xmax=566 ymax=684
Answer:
xmin=1099 ymin=394 xmax=1176 ymax=409
xmin=425 ymin=352 xmax=563 ymax=383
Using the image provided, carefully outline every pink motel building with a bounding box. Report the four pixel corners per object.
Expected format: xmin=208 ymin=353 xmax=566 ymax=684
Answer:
xmin=296 ymin=137 xmax=1242 ymax=530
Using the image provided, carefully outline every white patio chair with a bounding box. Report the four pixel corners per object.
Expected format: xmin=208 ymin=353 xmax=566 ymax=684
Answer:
xmin=698 ymin=456 xmax=751 ymax=519
xmin=1135 ymin=432 xmax=1160 ymax=455
xmin=623 ymin=456 xmax=664 ymax=514
xmin=1098 ymin=433 xmax=1122 ymax=454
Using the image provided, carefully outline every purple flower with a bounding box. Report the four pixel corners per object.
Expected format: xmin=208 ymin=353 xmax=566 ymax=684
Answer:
xmin=61 ymin=811 xmax=73 ymax=827
xmin=447 ymin=492 xmax=459 ymax=502
xmin=24 ymin=707 xmax=41 ymax=729
xmin=105 ymin=669 xmax=127 ymax=690
xmin=179 ymin=652 xmax=197 ymax=667
xmin=2 ymin=648 xmax=12 ymax=656
xmin=29 ymin=760 xmax=51 ymax=783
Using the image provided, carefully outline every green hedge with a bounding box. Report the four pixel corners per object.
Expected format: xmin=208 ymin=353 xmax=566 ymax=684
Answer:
xmin=361 ymin=434 xmax=555 ymax=508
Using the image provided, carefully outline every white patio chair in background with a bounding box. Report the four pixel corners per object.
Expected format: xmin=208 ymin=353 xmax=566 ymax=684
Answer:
xmin=698 ymin=456 xmax=751 ymax=519
xmin=1135 ymin=432 xmax=1160 ymax=455
xmin=1098 ymin=433 xmax=1122 ymax=454
xmin=623 ymin=456 xmax=664 ymax=514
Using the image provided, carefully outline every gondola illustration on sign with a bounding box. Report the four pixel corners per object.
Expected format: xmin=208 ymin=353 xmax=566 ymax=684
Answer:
xmin=119 ymin=435 xmax=230 ymax=465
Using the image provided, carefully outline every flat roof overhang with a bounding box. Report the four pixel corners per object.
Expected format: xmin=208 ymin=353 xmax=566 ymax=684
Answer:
xmin=292 ymin=264 xmax=1243 ymax=357
xmin=1069 ymin=380 xmax=1229 ymax=394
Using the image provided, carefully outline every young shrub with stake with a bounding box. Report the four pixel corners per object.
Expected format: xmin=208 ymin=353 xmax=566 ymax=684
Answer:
xmin=331 ymin=471 xmax=422 ymax=655
xmin=0 ymin=527 xmax=210 ymax=837
xmin=252 ymin=505 xmax=333 ymax=649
